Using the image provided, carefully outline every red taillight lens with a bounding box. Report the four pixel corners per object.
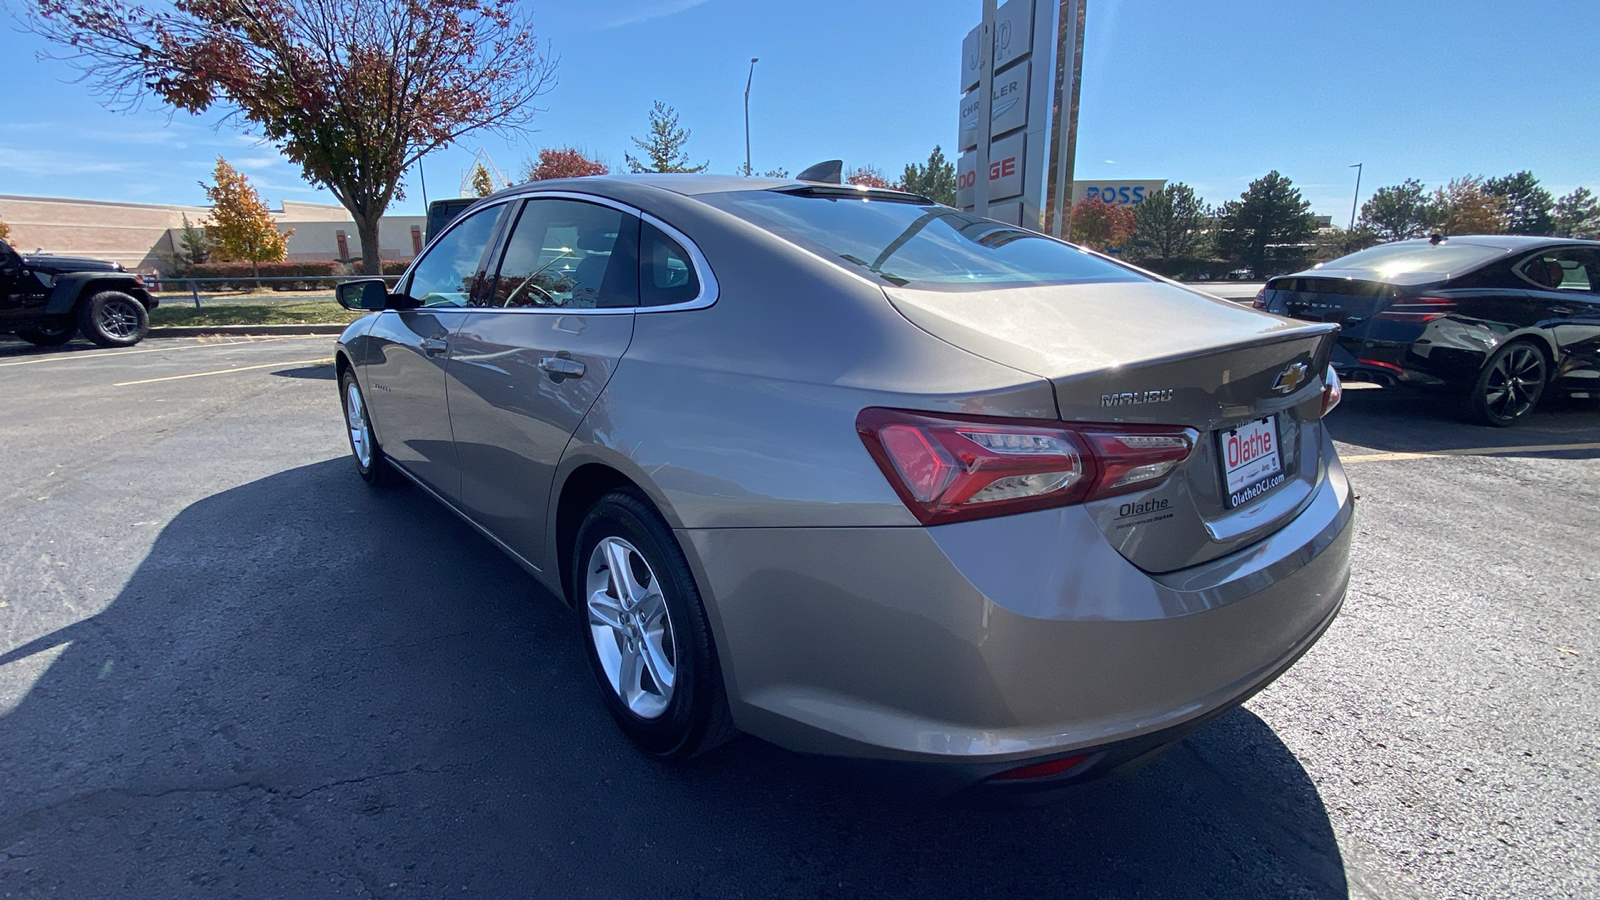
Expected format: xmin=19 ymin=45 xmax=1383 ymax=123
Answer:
xmin=1252 ymin=288 xmax=1267 ymax=309
xmin=993 ymin=753 xmax=1091 ymax=781
xmin=1320 ymin=365 xmax=1342 ymax=417
xmin=857 ymin=408 xmax=1196 ymax=525
xmin=1374 ymin=296 xmax=1456 ymax=323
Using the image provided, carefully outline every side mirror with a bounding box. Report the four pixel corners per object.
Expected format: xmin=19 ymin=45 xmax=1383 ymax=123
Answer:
xmin=337 ymin=278 xmax=390 ymax=311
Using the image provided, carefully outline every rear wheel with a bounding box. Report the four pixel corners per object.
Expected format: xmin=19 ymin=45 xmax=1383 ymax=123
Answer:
xmin=77 ymin=290 xmax=149 ymax=347
xmin=574 ymin=489 xmax=736 ymax=758
xmin=1468 ymin=340 xmax=1547 ymax=427
xmin=16 ymin=317 xmax=76 ymax=346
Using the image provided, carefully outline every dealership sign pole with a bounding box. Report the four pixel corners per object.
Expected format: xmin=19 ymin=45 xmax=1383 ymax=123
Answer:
xmin=958 ymin=0 xmax=1086 ymax=235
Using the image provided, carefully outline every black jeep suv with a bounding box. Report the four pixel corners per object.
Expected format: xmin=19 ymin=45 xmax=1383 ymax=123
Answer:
xmin=0 ymin=238 xmax=157 ymax=347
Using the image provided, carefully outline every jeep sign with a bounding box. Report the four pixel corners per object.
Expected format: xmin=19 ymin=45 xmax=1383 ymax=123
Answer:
xmin=957 ymin=0 xmax=1085 ymax=236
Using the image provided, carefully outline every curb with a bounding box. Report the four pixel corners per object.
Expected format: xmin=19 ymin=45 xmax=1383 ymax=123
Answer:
xmin=148 ymin=324 xmax=349 ymax=337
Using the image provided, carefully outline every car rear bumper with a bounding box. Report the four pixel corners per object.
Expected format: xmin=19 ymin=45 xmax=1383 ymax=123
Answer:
xmin=680 ymin=443 xmax=1354 ymax=790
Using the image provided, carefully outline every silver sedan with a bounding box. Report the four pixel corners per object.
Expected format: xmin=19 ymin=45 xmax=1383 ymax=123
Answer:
xmin=333 ymin=174 xmax=1353 ymax=797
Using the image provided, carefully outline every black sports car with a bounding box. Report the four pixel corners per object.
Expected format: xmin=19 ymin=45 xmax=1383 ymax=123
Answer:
xmin=1257 ymin=235 xmax=1600 ymax=426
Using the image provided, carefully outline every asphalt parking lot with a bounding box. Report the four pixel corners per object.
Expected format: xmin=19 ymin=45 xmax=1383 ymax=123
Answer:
xmin=0 ymin=336 xmax=1595 ymax=899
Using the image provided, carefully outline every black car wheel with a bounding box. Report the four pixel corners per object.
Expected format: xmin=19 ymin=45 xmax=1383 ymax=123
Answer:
xmin=1469 ymin=340 xmax=1548 ymax=427
xmin=339 ymin=369 xmax=395 ymax=486
xmin=77 ymin=290 xmax=150 ymax=347
xmin=16 ymin=317 xmax=76 ymax=346
xmin=573 ymin=489 xmax=736 ymax=758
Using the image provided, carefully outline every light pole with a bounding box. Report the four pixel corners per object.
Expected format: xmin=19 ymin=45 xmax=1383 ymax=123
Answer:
xmin=1348 ymin=162 xmax=1363 ymax=232
xmin=744 ymin=57 xmax=759 ymax=177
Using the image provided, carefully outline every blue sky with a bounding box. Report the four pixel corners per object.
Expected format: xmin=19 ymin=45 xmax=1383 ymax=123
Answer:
xmin=3 ymin=0 xmax=1597 ymax=220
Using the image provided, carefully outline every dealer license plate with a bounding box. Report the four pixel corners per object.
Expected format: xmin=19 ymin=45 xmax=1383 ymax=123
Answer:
xmin=1218 ymin=415 xmax=1285 ymax=509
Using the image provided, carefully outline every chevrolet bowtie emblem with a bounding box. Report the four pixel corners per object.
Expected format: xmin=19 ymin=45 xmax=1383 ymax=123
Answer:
xmin=1272 ymin=362 xmax=1310 ymax=394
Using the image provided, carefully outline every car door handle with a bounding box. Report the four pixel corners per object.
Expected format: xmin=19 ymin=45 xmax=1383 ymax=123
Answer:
xmin=419 ymin=336 xmax=448 ymax=356
xmin=1551 ymin=306 xmax=1578 ymax=316
xmin=539 ymin=357 xmax=586 ymax=378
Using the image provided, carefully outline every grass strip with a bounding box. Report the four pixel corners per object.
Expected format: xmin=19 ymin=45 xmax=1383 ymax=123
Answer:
xmin=149 ymin=300 xmax=360 ymax=327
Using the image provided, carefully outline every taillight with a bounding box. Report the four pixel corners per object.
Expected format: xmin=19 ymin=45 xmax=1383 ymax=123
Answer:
xmin=856 ymin=408 xmax=1196 ymax=525
xmin=1374 ymin=296 xmax=1456 ymax=323
xmin=1252 ymin=288 xmax=1267 ymax=309
xmin=1320 ymin=365 xmax=1342 ymax=417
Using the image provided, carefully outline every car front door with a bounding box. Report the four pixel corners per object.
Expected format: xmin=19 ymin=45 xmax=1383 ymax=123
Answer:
xmin=361 ymin=201 xmax=510 ymax=502
xmin=446 ymin=196 xmax=646 ymax=569
xmin=1516 ymin=247 xmax=1600 ymax=393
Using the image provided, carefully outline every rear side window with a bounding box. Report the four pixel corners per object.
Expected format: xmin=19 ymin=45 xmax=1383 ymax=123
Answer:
xmin=639 ymin=222 xmax=701 ymax=307
xmin=702 ymin=191 xmax=1141 ymax=291
xmin=1516 ymin=249 xmax=1597 ymax=292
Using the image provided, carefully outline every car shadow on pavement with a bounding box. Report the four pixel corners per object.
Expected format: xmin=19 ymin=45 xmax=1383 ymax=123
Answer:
xmin=0 ymin=337 xmax=106 ymax=359
xmin=270 ymin=363 xmax=336 ymax=380
xmin=0 ymin=459 xmax=1352 ymax=898
xmin=1328 ymin=384 xmax=1600 ymax=459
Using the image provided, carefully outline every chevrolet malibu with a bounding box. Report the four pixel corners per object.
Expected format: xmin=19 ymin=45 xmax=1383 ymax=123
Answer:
xmin=333 ymin=175 xmax=1354 ymax=796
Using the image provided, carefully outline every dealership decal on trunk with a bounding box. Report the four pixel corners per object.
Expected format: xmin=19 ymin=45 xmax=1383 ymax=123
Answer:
xmin=1100 ymin=388 xmax=1174 ymax=407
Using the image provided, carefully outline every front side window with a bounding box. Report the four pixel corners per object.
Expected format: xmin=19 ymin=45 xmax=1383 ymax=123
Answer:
xmin=1517 ymin=249 xmax=1597 ymax=292
xmin=701 ymin=190 xmax=1142 ymax=291
xmin=487 ymin=198 xmax=639 ymax=309
xmin=402 ymin=203 xmax=507 ymax=308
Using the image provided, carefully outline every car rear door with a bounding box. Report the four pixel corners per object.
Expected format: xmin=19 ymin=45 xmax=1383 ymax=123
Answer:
xmin=360 ymin=201 xmax=510 ymax=502
xmin=1519 ymin=246 xmax=1600 ymax=393
xmin=446 ymin=195 xmax=649 ymax=568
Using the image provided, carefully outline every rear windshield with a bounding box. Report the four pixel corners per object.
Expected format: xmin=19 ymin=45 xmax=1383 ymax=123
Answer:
xmin=1318 ymin=241 xmax=1506 ymax=279
xmin=701 ymin=191 xmax=1144 ymax=290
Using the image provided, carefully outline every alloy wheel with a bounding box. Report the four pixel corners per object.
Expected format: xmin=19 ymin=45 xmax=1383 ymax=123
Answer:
xmin=98 ymin=298 xmax=143 ymax=339
xmin=585 ymin=536 xmax=677 ymax=719
xmin=345 ymin=381 xmax=373 ymax=468
xmin=1483 ymin=344 xmax=1545 ymax=421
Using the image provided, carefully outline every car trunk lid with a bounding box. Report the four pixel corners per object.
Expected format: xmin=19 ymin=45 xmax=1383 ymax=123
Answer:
xmin=883 ymin=280 xmax=1340 ymax=573
xmin=1260 ymin=272 xmax=1399 ymax=327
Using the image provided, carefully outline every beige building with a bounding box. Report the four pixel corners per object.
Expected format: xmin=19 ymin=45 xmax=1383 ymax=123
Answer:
xmin=0 ymin=194 xmax=427 ymax=274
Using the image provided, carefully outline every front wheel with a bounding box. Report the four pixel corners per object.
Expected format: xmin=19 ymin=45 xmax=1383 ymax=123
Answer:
xmin=339 ymin=369 xmax=394 ymax=486
xmin=1468 ymin=340 xmax=1547 ymax=427
xmin=16 ymin=317 xmax=76 ymax=346
xmin=77 ymin=291 xmax=149 ymax=347
xmin=574 ymin=490 xmax=736 ymax=758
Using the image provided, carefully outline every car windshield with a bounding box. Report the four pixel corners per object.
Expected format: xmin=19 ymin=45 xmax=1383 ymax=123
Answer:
xmin=1318 ymin=241 xmax=1507 ymax=279
xmin=702 ymin=190 xmax=1144 ymax=290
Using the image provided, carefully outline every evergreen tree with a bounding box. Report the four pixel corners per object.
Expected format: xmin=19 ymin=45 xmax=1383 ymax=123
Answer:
xmin=1214 ymin=171 xmax=1319 ymax=275
xmin=1359 ymin=179 xmax=1432 ymax=242
xmin=1484 ymin=171 xmax=1554 ymax=235
xmin=625 ymin=102 xmax=708 ymax=173
xmin=1553 ymin=187 xmax=1600 ymax=239
xmin=178 ymin=214 xmax=209 ymax=271
xmin=901 ymin=146 xmax=957 ymax=206
xmin=1128 ymin=183 xmax=1209 ymax=262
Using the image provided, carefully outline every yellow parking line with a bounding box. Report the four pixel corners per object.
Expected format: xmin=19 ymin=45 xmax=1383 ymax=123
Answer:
xmin=0 ymin=335 xmax=321 ymax=368
xmin=1341 ymin=442 xmax=1600 ymax=463
xmin=113 ymin=357 xmax=332 ymax=386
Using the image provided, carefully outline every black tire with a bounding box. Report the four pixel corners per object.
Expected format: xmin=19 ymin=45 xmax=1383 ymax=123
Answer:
xmin=1468 ymin=340 xmax=1548 ymax=427
xmin=338 ymin=368 xmax=395 ymax=486
xmin=573 ymin=489 xmax=736 ymax=758
xmin=76 ymin=290 xmax=149 ymax=347
xmin=16 ymin=317 xmax=76 ymax=346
